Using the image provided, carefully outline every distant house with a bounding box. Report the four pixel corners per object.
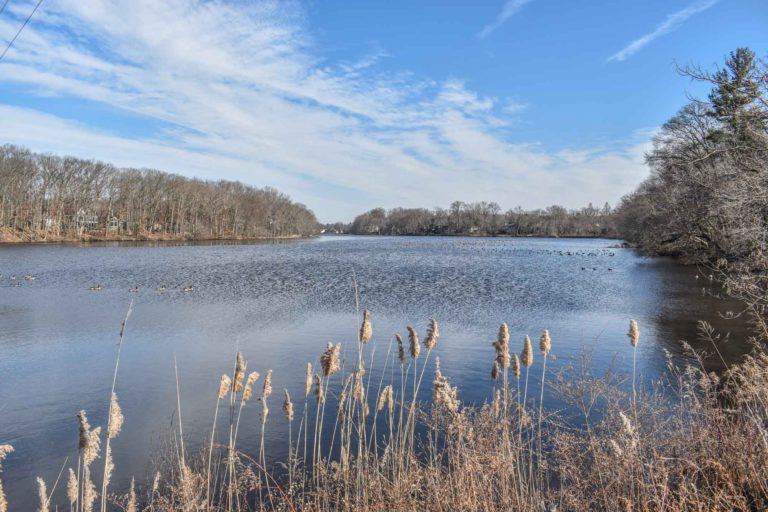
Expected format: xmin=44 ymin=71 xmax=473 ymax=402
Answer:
xmin=75 ymin=208 xmax=98 ymax=232
xmin=107 ymin=216 xmax=128 ymax=233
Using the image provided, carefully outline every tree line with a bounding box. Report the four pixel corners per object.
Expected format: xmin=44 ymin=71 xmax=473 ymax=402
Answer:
xmin=0 ymin=145 xmax=319 ymax=241
xmin=344 ymin=201 xmax=616 ymax=237
xmin=615 ymin=47 xmax=768 ymax=339
xmin=616 ymin=47 xmax=767 ymax=267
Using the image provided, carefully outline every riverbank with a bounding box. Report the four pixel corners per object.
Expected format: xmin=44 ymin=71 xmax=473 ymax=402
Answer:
xmin=0 ymin=228 xmax=314 ymax=245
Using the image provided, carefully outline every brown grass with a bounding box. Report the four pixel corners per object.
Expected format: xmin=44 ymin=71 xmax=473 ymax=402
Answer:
xmin=4 ymin=315 xmax=768 ymax=511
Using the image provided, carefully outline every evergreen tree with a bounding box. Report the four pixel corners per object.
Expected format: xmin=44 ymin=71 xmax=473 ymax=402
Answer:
xmin=707 ymin=47 xmax=766 ymax=133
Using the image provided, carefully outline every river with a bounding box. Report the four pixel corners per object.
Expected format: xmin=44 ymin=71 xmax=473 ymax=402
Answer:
xmin=0 ymin=235 xmax=751 ymax=507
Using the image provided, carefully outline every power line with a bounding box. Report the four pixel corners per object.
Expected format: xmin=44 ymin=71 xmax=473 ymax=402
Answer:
xmin=0 ymin=0 xmax=44 ymax=62
xmin=0 ymin=1 xmax=11 ymax=17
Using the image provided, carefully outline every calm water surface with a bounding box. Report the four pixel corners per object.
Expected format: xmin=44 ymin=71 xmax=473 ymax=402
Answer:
xmin=0 ymin=236 xmax=751 ymax=507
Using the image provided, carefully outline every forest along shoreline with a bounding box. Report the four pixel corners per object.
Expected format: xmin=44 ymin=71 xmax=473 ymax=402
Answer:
xmin=0 ymin=227 xmax=311 ymax=244
xmin=0 ymin=144 xmax=320 ymax=244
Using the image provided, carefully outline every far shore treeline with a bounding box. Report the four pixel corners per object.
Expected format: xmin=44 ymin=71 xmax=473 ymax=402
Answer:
xmin=336 ymin=201 xmax=616 ymax=238
xmin=0 ymin=146 xmax=319 ymax=242
xmin=341 ymin=47 xmax=768 ymax=266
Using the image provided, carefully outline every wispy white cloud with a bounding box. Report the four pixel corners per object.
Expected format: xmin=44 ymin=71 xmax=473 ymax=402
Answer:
xmin=477 ymin=0 xmax=533 ymax=39
xmin=0 ymin=0 xmax=648 ymax=221
xmin=608 ymin=0 xmax=718 ymax=62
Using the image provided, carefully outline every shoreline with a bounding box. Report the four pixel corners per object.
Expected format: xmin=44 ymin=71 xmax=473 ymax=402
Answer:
xmin=0 ymin=230 xmax=315 ymax=246
xmin=328 ymin=232 xmax=628 ymax=242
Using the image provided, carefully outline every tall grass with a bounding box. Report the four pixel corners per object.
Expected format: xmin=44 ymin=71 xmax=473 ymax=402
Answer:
xmin=4 ymin=315 xmax=768 ymax=511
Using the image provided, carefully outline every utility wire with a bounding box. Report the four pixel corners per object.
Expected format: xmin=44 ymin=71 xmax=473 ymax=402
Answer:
xmin=0 ymin=0 xmax=44 ymax=62
xmin=0 ymin=1 xmax=11 ymax=17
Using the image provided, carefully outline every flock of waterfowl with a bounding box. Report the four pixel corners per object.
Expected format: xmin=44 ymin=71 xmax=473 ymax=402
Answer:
xmin=542 ymin=248 xmax=617 ymax=271
xmin=6 ymin=274 xmax=35 ymax=287
xmin=543 ymin=249 xmax=617 ymax=258
xmin=6 ymin=274 xmax=194 ymax=293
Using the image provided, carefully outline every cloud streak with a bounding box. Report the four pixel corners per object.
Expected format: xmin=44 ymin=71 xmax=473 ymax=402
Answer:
xmin=0 ymin=0 xmax=649 ymax=221
xmin=608 ymin=0 xmax=718 ymax=62
xmin=477 ymin=0 xmax=533 ymax=39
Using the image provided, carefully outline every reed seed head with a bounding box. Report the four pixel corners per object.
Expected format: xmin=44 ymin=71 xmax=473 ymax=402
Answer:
xmin=0 ymin=445 xmax=12 ymax=468
xmin=127 ymin=477 xmax=137 ymax=512
xmin=321 ymin=342 xmax=341 ymax=377
xmin=283 ymin=389 xmax=294 ymax=422
xmin=629 ymin=319 xmax=640 ymax=348
xmin=78 ymin=411 xmax=101 ymax=467
xmin=243 ymin=371 xmax=260 ymax=403
xmin=396 ymin=334 xmax=406 ymax=364
xmin=493 ymin=323 xmax=511 ymax=369
xmin=407 ymin=326 xmax=420 ymax=359
xmin=83 ymin=471 xmax=97 ymax=512
xmin=103 ymin=445 xmax=114 ymax=493
xmin=305 ymin=363 xmax=312 ymax=397
xmin=0 ymin=446 xmax=11 ymax=512
xmin=512 ymin=354 xmax=521 ymax=379
xmin=78 ymin=410 xmax=91 ymax=450
xmin=67 ymin=468 xmax=78 ymax=507
xmin=83 ymin=428 xmax=102 ymax=467
xmin=521 ymin=336 xmax=534 ymax=368
xmin=619 ymin=411 xmax=635 ymax=437
xmin=36 ymin=477 xmax=49 ymax=512
xmin=0 ymin=480 xmax=6 ymax=512
xmin=314 ymin=375 xmax=325 ymax=403
xmin=262 ymin=369 xmax=273 ymax=399
xmin=424 ymin=319 xmax=439 ymax=350
xmin=498 ymin=323 xmax=509 ymax=345
xmin=491 ymin=360 xmax=500 ymax=381
xmin=108 ymin=392 xmax=124 ymax=439
xmin=433 ymin=358 xmax=459 ymax=415
xmin=377 ymin=385 xmax=393 ymax=412
xmin=217 ymin=374 xmax=232 ymax=400
xmin=233 ymin=352 xmax=246 ymax=393
xmin=353 ymin=370 xmax=365 ymax=402
xmin=360 ymin=309 xmax=373 ymax=343
xmin=539 ymin=329 xmax=551 ymax=358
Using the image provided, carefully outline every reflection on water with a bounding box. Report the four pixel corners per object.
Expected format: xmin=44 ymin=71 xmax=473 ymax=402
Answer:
xmin=0 ymin=235 xmax=751 ymax=507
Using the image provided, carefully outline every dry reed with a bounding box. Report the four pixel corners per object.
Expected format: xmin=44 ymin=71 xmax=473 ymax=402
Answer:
xmin=424 ymin=319 xmax=439 ymax=350
xmin=126 ymin=478 xmax=136 ymax=512
xmin=11 ymin=314 xmax=768 ymax=512
xmin=321 ymin=343 xmax=341 ymax=377
xmin=0 ymin=445 xmax=11 ymax=512
xmin=395 ymin=334 xmax=405 ymax=365
xmin=360 ymin=310 xmax=373 ymax=344
xmin=407 ymin=326 xmax=420 ymax=360
xmin=521 ymin=335 xmax=533 ymax=368
xmin=36 ymin=477 xmax=48 ymax=512
xmin=305 ymin=363 xmax=312 ymax=397
xmin=283 ymin=390 xmax=294 ymax=422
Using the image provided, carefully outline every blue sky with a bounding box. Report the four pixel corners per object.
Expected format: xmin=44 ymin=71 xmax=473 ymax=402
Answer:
xmin=0 ymin=0 xmax=766 ymax=221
